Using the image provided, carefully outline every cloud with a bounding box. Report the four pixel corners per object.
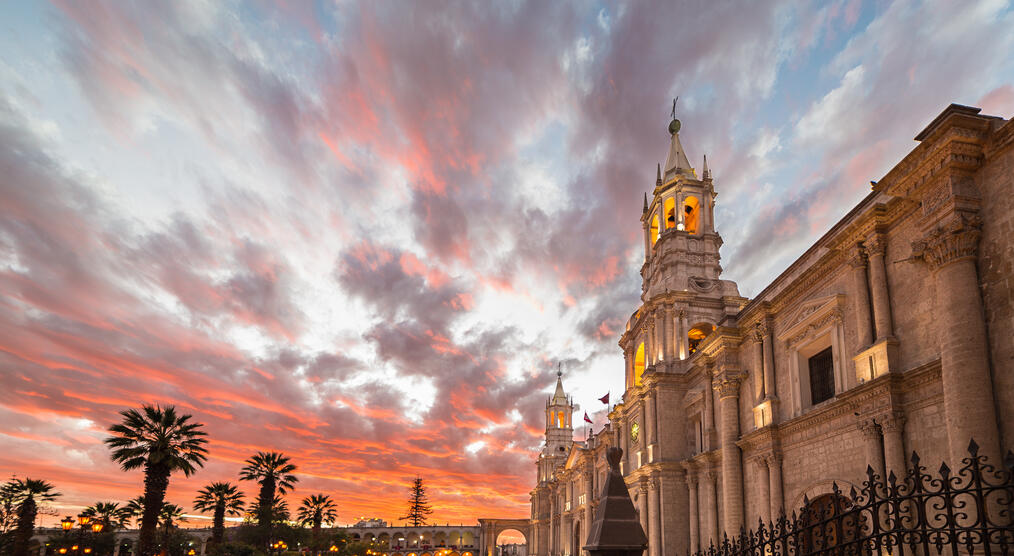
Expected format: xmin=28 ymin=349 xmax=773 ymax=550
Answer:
xmin=0 ymin=0 xmax=1011 ymax=525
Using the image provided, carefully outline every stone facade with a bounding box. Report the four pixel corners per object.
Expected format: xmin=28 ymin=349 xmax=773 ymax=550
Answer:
xmin=527 ymin=104 xmax=1014 ymax=556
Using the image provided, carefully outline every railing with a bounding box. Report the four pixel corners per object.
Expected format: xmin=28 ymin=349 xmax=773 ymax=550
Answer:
xmin=694 ymin=439 xmax=1014 ymax=556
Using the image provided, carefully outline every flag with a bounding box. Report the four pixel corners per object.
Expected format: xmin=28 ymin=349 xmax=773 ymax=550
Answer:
xmin=583 ymin=412 xmax=593 ymax=424
xmin=598 ymin=392 xmax=610 ymax=405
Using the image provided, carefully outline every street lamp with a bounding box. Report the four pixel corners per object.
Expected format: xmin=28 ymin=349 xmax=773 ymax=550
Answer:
xmin=62 ymin=517 xmax=75 ymax=531
xmin=91 ymin=522 xmax=104 ymax=533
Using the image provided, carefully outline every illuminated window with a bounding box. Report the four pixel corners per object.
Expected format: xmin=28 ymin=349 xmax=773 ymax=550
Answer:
xmin=664 ymin=197 xmax=676 ymax=229
xmin=650 ymin=214 xmax=660 ymax=245
xmin=687 ymin=323 xmax=714 ymax=355
xmin=683 ymin=196 xmax=700 ymax=234
xmin=634 ymin=342 xmax=645 ymax=385
xmin=557 ymin=411 xmax=566 ymax=428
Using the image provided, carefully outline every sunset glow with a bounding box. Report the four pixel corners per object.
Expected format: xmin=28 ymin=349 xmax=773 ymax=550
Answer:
xmin=2 ymin=0 xmax=1014 ymax=530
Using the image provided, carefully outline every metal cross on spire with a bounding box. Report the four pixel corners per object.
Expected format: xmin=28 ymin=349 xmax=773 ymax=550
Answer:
xmin=671 ymin=96 xmax=679 ymax=119
xmin=557 ymin=361 xmax=562 ymax=378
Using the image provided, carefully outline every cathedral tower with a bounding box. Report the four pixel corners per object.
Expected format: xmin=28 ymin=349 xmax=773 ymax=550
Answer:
xmin=622 ymin=111 xmax=744 ymax=390
xmin=537 ymin=370 xmax=574 ymax=483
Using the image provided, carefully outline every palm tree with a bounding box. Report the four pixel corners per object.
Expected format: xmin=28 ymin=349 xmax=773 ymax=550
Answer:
xmin=239 ymin=452 xmax=297 ymax=545
xmin=270 ymin=495 xmax=290 ymax=524
xmin=81 ymin=501 xmax=130 ymax=530
xmin=105 ymin=404 xmax=208 ymax=556
xmin=297 ymin=494 xmax=338 ymax=548
xmin=8 ymin=479 xmax=60 ymax=556
xmin=193 ymin=482 xmax=244 ymax=545
xmin=158 ymin=503 xmax=186 ymax=539
xmin=122 ymin=496 xmax=146 ymax=528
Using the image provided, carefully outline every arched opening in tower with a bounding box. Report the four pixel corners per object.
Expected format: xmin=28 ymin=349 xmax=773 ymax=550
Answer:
xmin=683 ymin=196 xmax=700 ymax=234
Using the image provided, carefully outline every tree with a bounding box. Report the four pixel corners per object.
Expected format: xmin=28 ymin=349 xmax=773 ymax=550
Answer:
xmin=239 ymin=451 xmax=297 ymax=546
xmin=105 ymin=404 xmax=208 ymax=556
xmin=194 ymin=482 xmax=245 ymax=545
xmin=399 ymin=477 xmax=432 ymax=527
xmin=81 ymin=501 xmax=130 ymax=530
xmin=7 ymin=478 xmax=60 ymax=556
xmin=269 ymin=495 xmax=291 ymax=524
xmin=0 ymin=479 xmax=21 ymax=552
xmin=296 ymin=494 xmax=338 ymax=548
xmin=122 ymin=496 xmax=146 ymax=527
xmin=159 ymin=503 xmax=186 ymax=540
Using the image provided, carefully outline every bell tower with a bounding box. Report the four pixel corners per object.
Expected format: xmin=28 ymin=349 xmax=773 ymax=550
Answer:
xmin=620 ymin=105 xmax=744 ymax=388
xmin=639 ymin=113 xmax=727 ymax=300
xmin=537 ymin=369 xmax=574 ymax=483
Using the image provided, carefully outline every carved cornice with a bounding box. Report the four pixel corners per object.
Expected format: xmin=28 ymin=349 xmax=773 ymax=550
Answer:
xmin=911 ymin=213 xmax=981 ymax=271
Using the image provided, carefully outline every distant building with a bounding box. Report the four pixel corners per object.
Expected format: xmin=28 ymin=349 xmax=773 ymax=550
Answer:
xmin=528 ymin=104 xmax=1014 ymax=556
xmin=355 ymin=518 xmax=389 ymax=528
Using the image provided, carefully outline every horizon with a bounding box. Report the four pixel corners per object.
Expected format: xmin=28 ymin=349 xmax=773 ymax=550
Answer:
xmin=2 ymin=0 xmax=1014 ymax=531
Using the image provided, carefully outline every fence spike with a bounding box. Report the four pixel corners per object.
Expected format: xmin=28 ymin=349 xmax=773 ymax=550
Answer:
xmin=910 ymin=450 xmax=920 ymax=465
xmin=967 ymin=437 xmax=979 ymax=455
xmin=939 ymin=461 xmax=950 ymax=475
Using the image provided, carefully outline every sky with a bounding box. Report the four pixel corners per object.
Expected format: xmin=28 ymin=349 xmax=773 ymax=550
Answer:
xmin=1 ymin=0 xmax=1014 ymax=531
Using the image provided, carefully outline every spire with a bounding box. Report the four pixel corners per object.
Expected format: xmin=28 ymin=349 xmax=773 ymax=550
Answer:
xmin=656 ymin=163 xmax=662 ymax=186
xmin=702 ymin=154 xmax=710 ymax=179
xmin=552 ymin=363 xmax=567 ymax=404
xmin=642 ymin=193 xmax=648 ymax=214
xmin=663 ymin=117 xmax=694 ymax=180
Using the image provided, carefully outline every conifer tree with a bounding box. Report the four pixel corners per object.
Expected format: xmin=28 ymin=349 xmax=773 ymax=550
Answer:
xmin=399 ymin=477 xmax=432 ymax=527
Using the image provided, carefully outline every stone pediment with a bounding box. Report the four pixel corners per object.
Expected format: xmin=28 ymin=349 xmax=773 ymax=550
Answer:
xmin=564 ymin=443 xmax=583 ymax=470
xmin=777 ymin=294 xmax=846 ymax=342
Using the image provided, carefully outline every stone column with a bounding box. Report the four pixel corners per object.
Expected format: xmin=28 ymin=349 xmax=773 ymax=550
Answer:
xmin=648 ymin=391 xmax=658 ymax=449
xmin=113 ymin=539 xmax=121 ymax=556
xmin=866 ymin=235 xmax=894 ymax=340
xmin=200 ymin=539 xmax=208 ymax=556
xmin=881 ymin=414 xmax=907 ymax=482
xmin=752 ymin=331 xmax=765 ymax=402
xmin=703 ymin=369 xmax=715 ymax=452
xmin=647 ymin=321 xmax=656 ymax=366
xmin=716 ymin=377 xmax=744 ymax=535
xmin=549 ymin=491 xmax=557 ymax=556
xmin=624 ymin=349 xmax=632 ymax=391
xmin=768 ymin=455 xmax=784 ymax=518
xmin=848 ymin=243 xmax=874 ymax=348
xmin=687 ymin=474 xmax=700 ymax=554
xmin=761 ymin=323 xmax=776 ymax=400
xmin=637 ymin=480 xmax=649 ymax=539
xmin=658 ymin=309 xmax=668 ymax=363
xmin=914 ymin=216 xmax=1002 ymax=466
xmin=583 ymin=474 xmax=593 ymax=553
xmin=859 ymin=419 xmax=886 ymax=484
xmin=678 ymin=311 xmax=688 ymax=360
xmin=648 ymin=479 xmax=661 ymax=556
xmin=704 ymin=471 xmax=719 ymax=547
xmin=757 ymin=458 xmax=772 ymax=523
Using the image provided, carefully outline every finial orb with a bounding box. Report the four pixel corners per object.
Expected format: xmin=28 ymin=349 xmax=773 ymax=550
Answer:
xmin=668 ymin=118 xmax=681 ymax=135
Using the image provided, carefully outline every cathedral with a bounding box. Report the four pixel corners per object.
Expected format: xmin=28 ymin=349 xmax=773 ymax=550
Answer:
xmin=526 ymin=103 xmax=1014 ymax=556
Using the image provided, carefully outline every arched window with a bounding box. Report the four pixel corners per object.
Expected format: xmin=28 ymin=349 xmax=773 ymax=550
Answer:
xmin=557 ymin=411 xmax=566 ymax=428
xmin=634 ymin=342 xmax=645 ymax=385
xmin=650 ymin=214 xmax=660 ymax=245
xmin=683 ymin=196 xmax=700 ymax=234
xmin=687 ymin=323 xmax=714 ymax=356
xmin=664 ymin=197 xmax=676 ymax=229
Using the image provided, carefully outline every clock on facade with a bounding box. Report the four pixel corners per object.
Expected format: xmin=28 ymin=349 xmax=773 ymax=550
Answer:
xmin=630 ymin=422 xmax=640 ymax=443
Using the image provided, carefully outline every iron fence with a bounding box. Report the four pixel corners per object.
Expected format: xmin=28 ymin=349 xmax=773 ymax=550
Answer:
xmin=695 ymin=439 xmax=1014 ymax=556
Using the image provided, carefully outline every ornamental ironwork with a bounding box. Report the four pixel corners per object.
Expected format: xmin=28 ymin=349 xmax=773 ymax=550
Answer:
xmin=693 ymin=439 xmax=1013 ymax=556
